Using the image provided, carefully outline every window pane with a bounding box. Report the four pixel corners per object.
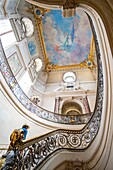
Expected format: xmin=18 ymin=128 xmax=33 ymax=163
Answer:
xmin=0 ymin=19 xmax=16 ymax=48
xmin=0 ymin=19 xmax=12 ymax=34
xmin=1 ymin=32 xmax=16 ymax=48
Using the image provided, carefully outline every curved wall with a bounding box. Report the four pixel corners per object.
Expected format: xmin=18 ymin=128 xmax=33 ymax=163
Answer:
xmin=0 ymin=73 xmax=54 ymax=145
xmin=0 ymin=0 xmax=113 ymax=170
xmin=24 ymin=1 xmax=113 ymax=170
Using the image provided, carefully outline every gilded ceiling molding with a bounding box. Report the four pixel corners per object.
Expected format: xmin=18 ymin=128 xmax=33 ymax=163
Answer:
xmin=1 ymin=1 xmax=112 ymax=169
xmin=30 ymin=6 xmax=50 ymax=70
xmin=51 ymin=36 xmax=96 ymax=71
xmin=84 ymin=36 xmax=96 ymax=69
xmin=0 ymin=8 xmax=103 ymax=125
xmin=25 ymin=0 xmax=113 ymax=55
xmin=25 ymin=1 xmax=97 ymax=72
xmin=31 ymin=5 xmax=96 ymax=72
xmin=31 ymin=6 xmax=55 ymax=74
xmin=0 ymin=38 xmax=93 ymax=125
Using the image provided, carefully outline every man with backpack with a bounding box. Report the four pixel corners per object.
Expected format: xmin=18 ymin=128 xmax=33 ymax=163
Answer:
xmin=1 ymin=124 xmax=30 ymax=169
xmin=8 ymin=124 xmax=30 ymax=150
xmin=2 ymin=124 xmax=30 ymax=156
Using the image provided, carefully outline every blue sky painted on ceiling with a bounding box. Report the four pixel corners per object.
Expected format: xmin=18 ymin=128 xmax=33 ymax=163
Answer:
xmin=42 ymin=9 xmax=92 ymax=66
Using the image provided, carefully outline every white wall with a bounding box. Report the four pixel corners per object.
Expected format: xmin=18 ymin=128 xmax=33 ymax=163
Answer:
xmin=0 ymin=89 xmax=53 ymax=145
xmin=47 ymin=69 xmax=97 ymax=84
xmin=41 ymin=95 xmax=55 ymax=112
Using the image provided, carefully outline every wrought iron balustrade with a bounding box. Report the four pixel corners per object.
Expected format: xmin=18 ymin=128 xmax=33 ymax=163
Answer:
xmin=0 ymin=16 xmax=104 ymax=169
xmin=0 ymin=145 xmax=8 ymax=169
xmin=1 ymin=124 xmax=101 ymax=169
xmin=0 ymin=39 xmax=93 ymax=125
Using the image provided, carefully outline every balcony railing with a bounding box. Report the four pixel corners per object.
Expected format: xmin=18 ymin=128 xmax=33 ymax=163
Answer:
xmin=0 ymin=34 xmax=102 ymax=125
xmin=0 ymin=17 xmax=104 ymax=169
xmin=1 ymin=125 xmax=101 ymax=169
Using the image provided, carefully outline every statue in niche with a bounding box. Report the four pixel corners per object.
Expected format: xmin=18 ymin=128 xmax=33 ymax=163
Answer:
xmin=21 ymin=17 xmax=34 ymax=37
xmin=10 ymin=17 xmax=34 ymax=42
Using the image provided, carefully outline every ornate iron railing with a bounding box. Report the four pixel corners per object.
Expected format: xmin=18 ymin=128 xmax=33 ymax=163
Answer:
xmin=1 ymin=125 xmax=101 ymax=169
xmin=0 ymin=11 xmax=103 ymax=126
xmin=0 ymin=15 xmax=104 ymax=169
xmin=0 ymin=145 xmax=8 ymax=169
xmin=0 ymin=39 xmax=93 ymax=125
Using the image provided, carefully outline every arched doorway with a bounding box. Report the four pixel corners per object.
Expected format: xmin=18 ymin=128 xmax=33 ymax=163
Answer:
xmin=61 ymin=101 xmax=83 ymax=115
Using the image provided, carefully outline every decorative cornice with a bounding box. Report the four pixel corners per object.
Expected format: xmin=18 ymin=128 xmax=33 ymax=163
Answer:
xmin=0 ymin=11 xmax=103 ymax=125
xmin=31 ymin=6 xmax=96 ymax=72
xmin=0 ymin=12 xmax=103 ymax=148
xmin=0 ymin=14 xmax=104 ymax=167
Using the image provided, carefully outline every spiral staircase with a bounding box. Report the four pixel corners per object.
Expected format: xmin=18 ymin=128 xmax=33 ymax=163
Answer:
xmin=0 ymin=0 xmax=113 ymax=170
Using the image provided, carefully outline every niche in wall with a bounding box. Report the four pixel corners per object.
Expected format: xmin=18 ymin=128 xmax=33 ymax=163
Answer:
xmin=54 ymin=96 xmax=91 ymax=114
xmin=61 ymin=101 xmax=83 ymax=115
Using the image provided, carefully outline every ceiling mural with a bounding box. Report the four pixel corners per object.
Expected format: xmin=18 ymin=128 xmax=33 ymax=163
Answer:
xmin=42 ymin=9 xmax=93 ymax=66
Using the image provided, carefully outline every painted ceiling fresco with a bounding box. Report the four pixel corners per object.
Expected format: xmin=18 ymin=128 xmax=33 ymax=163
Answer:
xmin=42 ymin=9 xmax=93 ymax=66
